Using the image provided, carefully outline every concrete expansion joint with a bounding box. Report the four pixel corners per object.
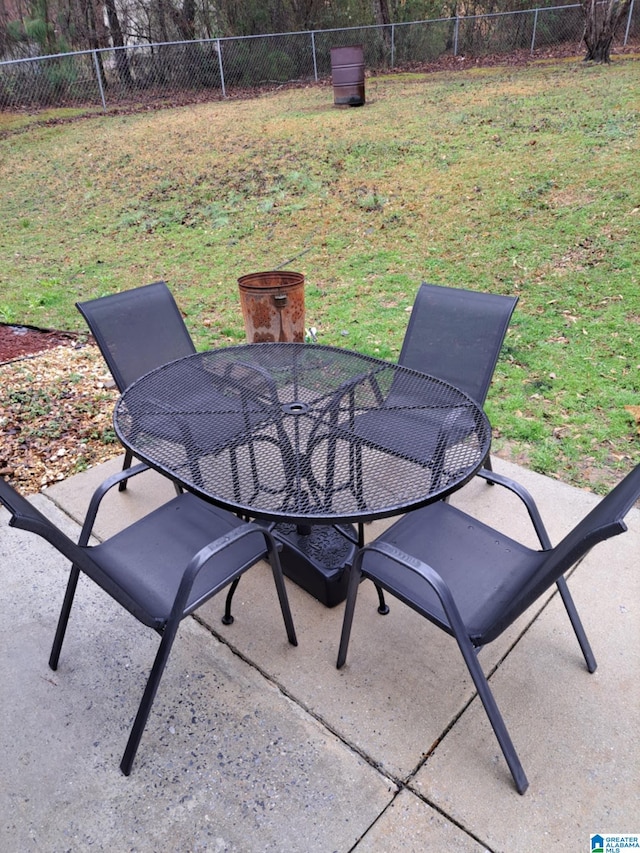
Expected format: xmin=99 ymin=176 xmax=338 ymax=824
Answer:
xmin=191 ymin=610 xmax=401 ymax=785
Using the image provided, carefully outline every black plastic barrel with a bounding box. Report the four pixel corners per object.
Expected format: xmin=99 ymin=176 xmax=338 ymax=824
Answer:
xmin=330 ymin=45 xmax=365 ymax=107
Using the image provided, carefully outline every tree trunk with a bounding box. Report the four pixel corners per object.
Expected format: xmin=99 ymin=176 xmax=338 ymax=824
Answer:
xmin=83 ymin=0 xmax=108 ymax=87
xmin=174 ymin=0 xmax=196 ymax=41
xmin=372 ymin=0 xmax=391 ymax=27
xmin=372 ymin=0 xmax=392 ymax=49
xmin=104 ymin=0 xmax=133 ymax=86
xmin=581 ymin=0 xmax=631 ymax=63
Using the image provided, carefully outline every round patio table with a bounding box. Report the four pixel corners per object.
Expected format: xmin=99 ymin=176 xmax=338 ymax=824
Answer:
xmin=114 ymin=343 xmax=491 ymax=604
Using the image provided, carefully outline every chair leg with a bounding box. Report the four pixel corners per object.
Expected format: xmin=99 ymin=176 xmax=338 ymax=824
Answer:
xmin=337 ymin=562 xmax=362 ymax=669
xmin=355 ymin=522 xmax=388 ymax=615
xmin=220 ymin=545 xmax=296 ymax=644
xmin=120 ymin=621 xmax=181 ymax=776
xmin=121 ymin=549 xmax=297 ymax=775
xmin=267 ymin=553 xmax=298 ymax=646
xmin=221 ymin=576 xmax=241 ymax=625
xmin=555 ymin=575 xmax=597 ymax=673
xmin=49 ymin=565 xmax=81 ymax=670
xmin=455 ymin=637 xmax=529 ymax=794
xmin=119 ymin=449 xmax=134 ymax=492
xmin=375 ymin=582 xmax=389 ymax=615
xmin=338 ymin=561 xmax=527 ymax=793
xmin=484 ymin=454 xmax=494 ymax=483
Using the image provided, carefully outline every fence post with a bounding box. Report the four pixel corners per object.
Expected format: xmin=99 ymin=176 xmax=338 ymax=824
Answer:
xmin=530 ymin=8 xmax=539 ymax=53
xmin=391 ymin=23 xmax=395 ymax=68
xmin=217 ymin=39 xmax=226 ymax=98
xmin=92 ymin=49 xmax=107 ymax=111
xmin=454 ymin=16 xmax=460 ymax=56
xmin=311 ymin=31 xmax=318 ymax=81
xmin=624 ymin=0 xmax=634 ymax=45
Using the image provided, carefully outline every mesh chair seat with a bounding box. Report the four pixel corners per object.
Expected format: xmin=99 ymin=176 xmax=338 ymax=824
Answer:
xmin=362 ymin=499 xmax=542 ymax=644
xmin=89 ymin=492 xmax=272 ymax=628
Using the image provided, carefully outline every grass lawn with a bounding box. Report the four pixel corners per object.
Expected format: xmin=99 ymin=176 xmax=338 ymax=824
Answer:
xmin=1 ymin=57 xmax=638 ymax=493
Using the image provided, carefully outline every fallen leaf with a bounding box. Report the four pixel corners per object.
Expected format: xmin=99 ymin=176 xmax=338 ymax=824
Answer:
xmin=624 ymin=405 xmax=640 ymax=435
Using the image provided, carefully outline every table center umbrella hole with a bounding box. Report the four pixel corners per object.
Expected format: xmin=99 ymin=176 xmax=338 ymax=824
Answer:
xmin=282 ymin=401 xmax=310 ymax=415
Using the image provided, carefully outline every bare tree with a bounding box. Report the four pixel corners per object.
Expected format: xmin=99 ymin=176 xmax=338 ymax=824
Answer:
xmin=581 ymin=0 xmax=632 ymax=63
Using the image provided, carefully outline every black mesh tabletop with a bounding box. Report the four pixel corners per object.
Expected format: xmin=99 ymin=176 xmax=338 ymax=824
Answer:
xmin=114 ymin=343 xmax=491 ymax=524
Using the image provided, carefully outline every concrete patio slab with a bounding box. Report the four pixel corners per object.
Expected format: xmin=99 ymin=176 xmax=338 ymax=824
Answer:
xmin=43 ymin=456 xmax=177 ymax=539
xmin=1 ymin=454 xmax=638 ymax=852
xmin=197 ymin=558 xmax=543 ymax=782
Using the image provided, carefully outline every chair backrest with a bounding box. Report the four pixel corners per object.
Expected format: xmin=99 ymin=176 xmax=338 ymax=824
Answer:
xmin=399 ymin=282 xmax=518 ymax=405
xmin=492 ymin=463 xmax=640 ymax=641
xmin=77 ymin=281 xmax=196 ymax=392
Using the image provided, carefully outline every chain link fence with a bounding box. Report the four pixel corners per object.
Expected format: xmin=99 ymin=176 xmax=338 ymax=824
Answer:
xmin=1 ymin=3 xmax=638 ymax=111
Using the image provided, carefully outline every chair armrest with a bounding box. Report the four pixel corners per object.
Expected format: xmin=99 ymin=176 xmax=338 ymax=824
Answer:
xmin=169 ymin=522 xmax=280 ymax=621
xmin=79 ymin=462 xmax=152 ymax=546
xmin=475 ymin=468 xmax=553 ymax=550
xmin=358 ymin=539 xmax=465 ymax=627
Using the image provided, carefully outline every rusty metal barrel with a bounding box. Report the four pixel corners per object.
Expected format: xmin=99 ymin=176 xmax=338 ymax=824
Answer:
xmin=331 ymin=45 xmax=365 ymax=107
xmin=237 ymin=271 xmax=305 ymax=343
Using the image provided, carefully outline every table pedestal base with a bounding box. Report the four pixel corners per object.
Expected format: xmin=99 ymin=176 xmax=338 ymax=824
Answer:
xmin=274 ymin=522 xmax=358 ymax=607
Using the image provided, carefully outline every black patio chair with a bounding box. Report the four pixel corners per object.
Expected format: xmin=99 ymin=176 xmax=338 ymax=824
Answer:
xmin=337 ymin=463 xmax=640 ymax=794
xmin=353 ymin=282 xmax=518 ymax=481
xmin=77 ymin=281 xmax=196 ymax=489
xmin=399 ymin=282 xmax=518 ymax=407
xmin=0 ymin=466 xmax=297 ymax=776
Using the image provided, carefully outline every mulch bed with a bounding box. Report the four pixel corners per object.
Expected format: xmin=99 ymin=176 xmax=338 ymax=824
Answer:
xmin=1 ymin=324 xmax=121 ymax=493
xmin=0 ymin=323 xmax=81 ymax=363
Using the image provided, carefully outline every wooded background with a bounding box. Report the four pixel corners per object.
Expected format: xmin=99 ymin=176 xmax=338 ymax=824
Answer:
xmin=0 ymin=0 xmax=598 ymax=58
